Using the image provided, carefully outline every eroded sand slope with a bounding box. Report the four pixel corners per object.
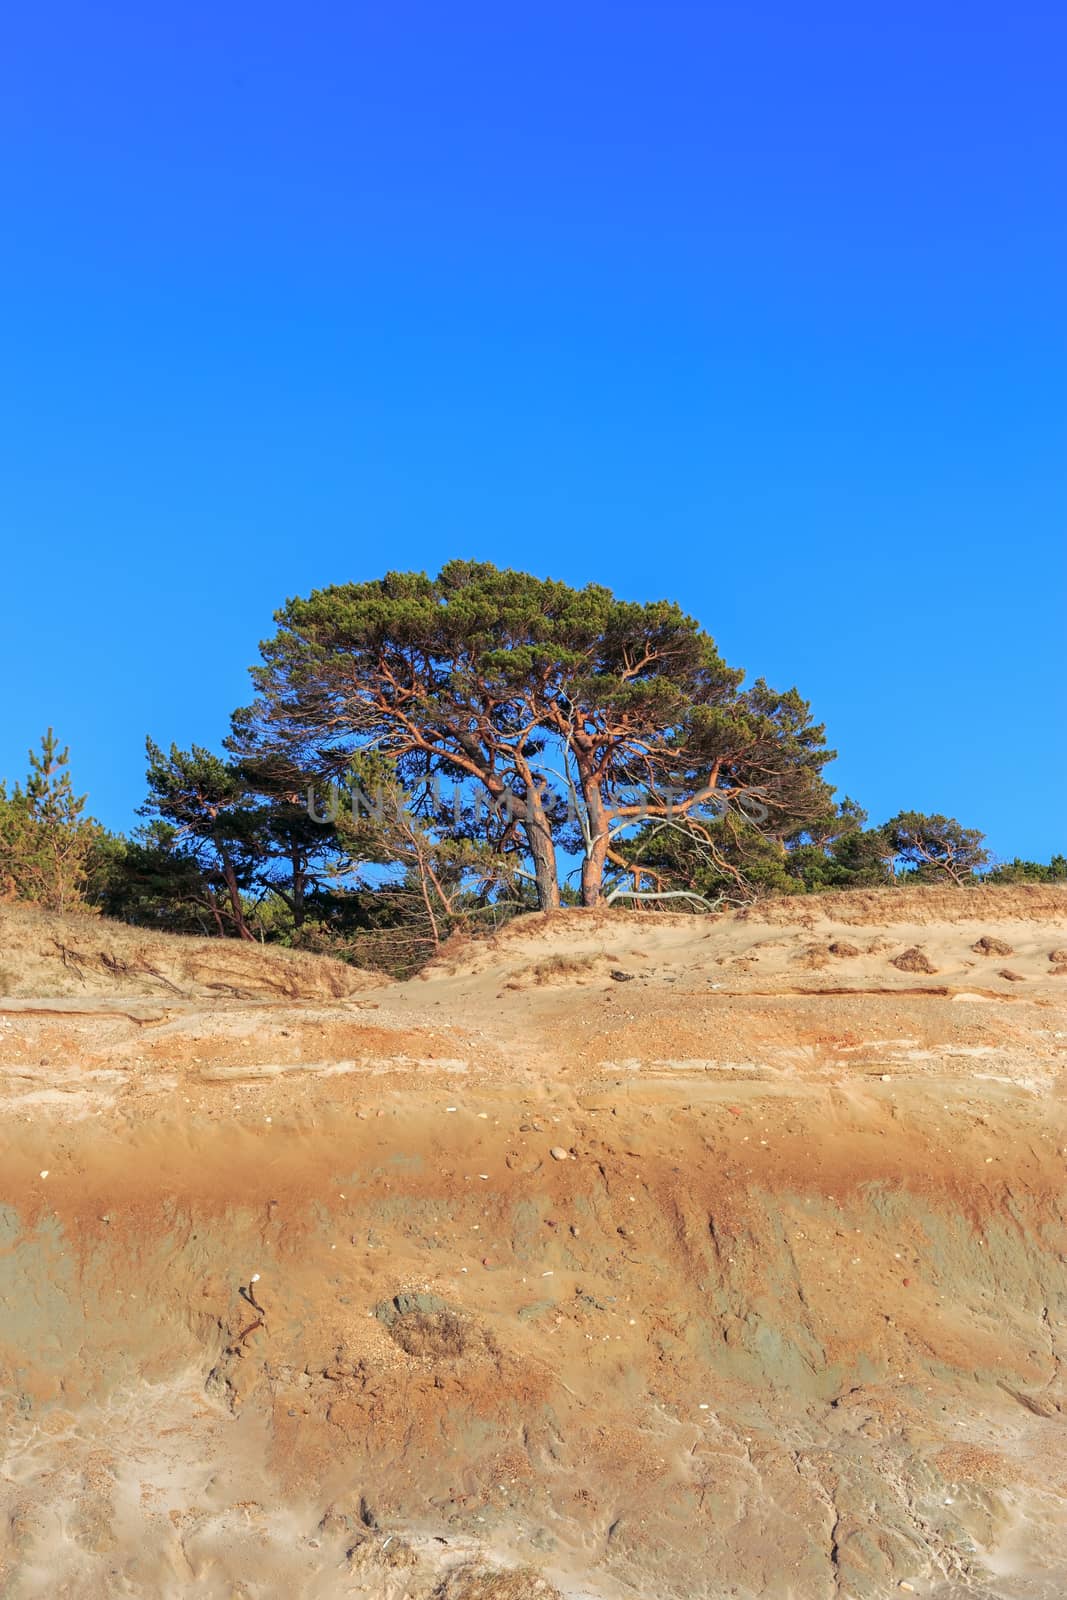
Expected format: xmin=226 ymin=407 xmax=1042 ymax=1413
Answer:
xmin=1 ymin=888 xmax=1066 ymax=1599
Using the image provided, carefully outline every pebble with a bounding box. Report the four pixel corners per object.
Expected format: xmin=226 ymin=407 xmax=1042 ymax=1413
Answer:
xmin=39 ymin=1170 xmax=49 ymax=1180
xmin=550 ymin=1147 xmax=569 ymax=1161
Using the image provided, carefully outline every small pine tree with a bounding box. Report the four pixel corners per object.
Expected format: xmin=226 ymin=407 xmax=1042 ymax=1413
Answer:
xmin=25 ymin=728 xmax=87 ymax=828
xmin=0 ymin=730 xmax=102 ymax=912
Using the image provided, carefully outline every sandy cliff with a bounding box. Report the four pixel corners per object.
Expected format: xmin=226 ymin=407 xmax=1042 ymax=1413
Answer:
xmin=1 ymin=888 xmax=1065 ymax=1598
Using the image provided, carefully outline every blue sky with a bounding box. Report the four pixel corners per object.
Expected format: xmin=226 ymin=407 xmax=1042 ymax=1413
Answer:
xmin=1 ymin=1 xmax=1064 ymax=861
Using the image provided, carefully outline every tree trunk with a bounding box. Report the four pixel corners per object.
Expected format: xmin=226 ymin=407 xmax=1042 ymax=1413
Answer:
xmin=528 ymin=816 xmax=561 ymax=910
xmin=575 ymin=755 xmax=609 ymax=907
xmin=513 ymin=758 xmax=560 ymax=910
xmin=218 ymin=850 xmax=254 ymax=940
xmin=206 ymin=887 xmax=227 ymax=938
xmin=291 ymin=848 xmax=306 ymax=928
xmin=581 ymin=837 xmax=609 ymax=905
xmin=412 ymin=839 xmax=442 ymax=950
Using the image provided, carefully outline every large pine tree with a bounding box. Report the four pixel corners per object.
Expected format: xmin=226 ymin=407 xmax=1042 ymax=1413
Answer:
xmin=237 ymin=563 xmax=835 ymax=907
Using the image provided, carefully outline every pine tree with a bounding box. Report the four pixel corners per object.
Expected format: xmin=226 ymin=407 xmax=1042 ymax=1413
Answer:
xmin=239 ymin=563 xmax=834 ymax=908
xmin=0 ymin=730 xmax=101 ymax=911
xmin=140 ymin=740 xmax=262 ymax=939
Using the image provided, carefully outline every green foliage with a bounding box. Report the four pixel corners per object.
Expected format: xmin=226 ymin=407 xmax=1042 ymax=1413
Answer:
xmin=93 ymin=820 xmax=225 ymax=934
xmin=821 ymin=822 xmax=895 ymax=888
xmin=225 ymin=721 xmax=351 ymax=928
xmin=140 ymin=740 xmax=263 ymax=938
xmin=621 ymin=797 xmax=931 ymax=904
xmin=621 ymin=814 xmax=808 ymax=905
xmin=0 ymin=729 xmax=103 ymax=912
xmin=987 ymin=854 xmax=1067 ymax=883
xmin=883 ymin=810 xmax=990 ymax=884
xmin=124 ymin=733 xmax=524 ymax=962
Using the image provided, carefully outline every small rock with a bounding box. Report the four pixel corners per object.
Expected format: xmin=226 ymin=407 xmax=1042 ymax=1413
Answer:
xmin=998 ymin=968 xmax=1025 ymax=982
xmin=1049 ymin=948 xmax=1067 ymax=963
xmin=610 ymin=970 xmax=635 ymax=982
xmin=972 ymin=935 xmax=1014 ymax=956
xmin=828 ymin=941 xmax=860 ymax=958
xmin=550 ymin=1146 xmax=570 ymax=1161
xmin=890 ymin=947 xmax=937 ymax=974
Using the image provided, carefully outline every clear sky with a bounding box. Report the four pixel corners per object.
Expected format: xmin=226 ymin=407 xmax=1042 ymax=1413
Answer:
xmin=1 ymin=2 xmax=1064 ymax=862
